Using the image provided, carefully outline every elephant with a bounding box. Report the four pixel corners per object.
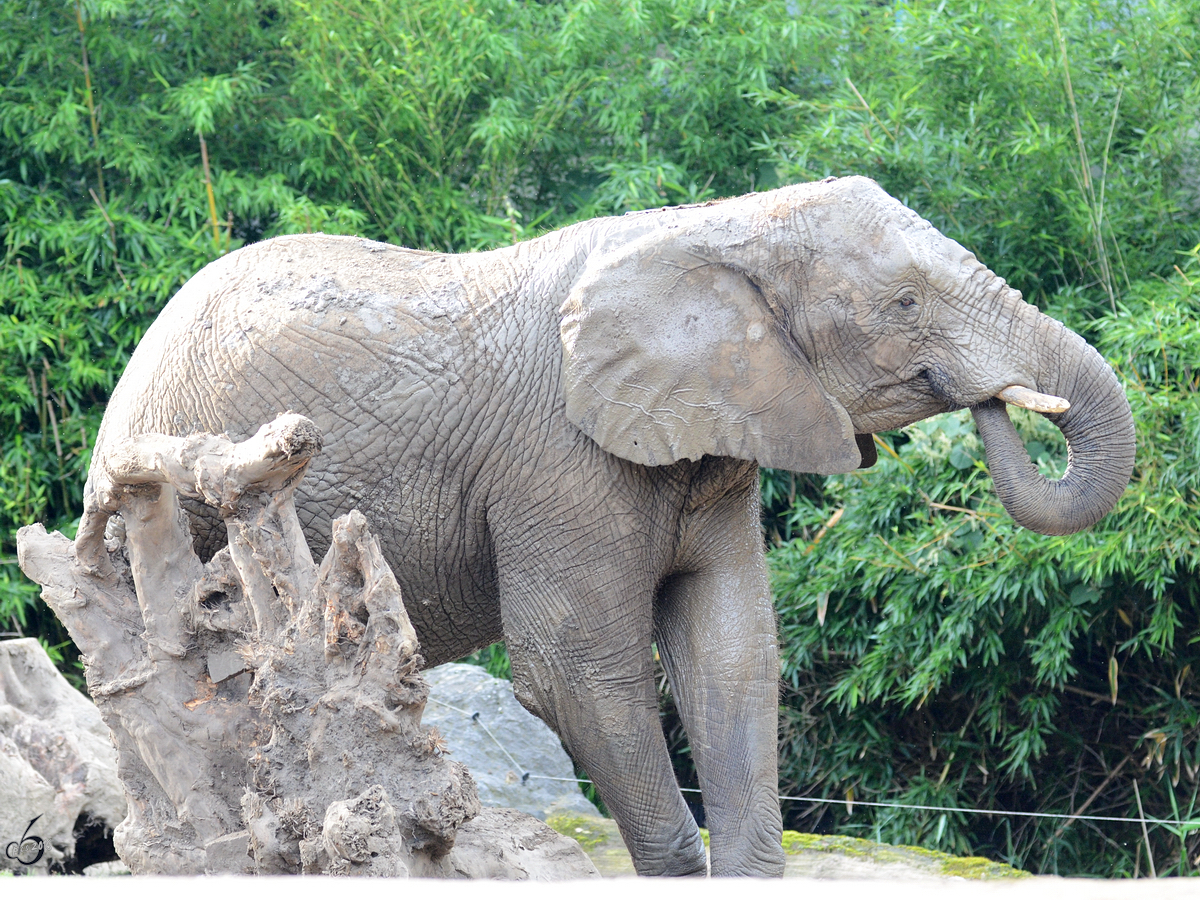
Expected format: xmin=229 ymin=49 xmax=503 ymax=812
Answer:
xmin=76 ymin=176 xmax=1135 ymax=877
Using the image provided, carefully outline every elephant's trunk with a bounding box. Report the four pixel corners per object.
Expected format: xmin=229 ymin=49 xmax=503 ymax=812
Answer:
xmin=970 ymin=314 xmax=1135 ymax=536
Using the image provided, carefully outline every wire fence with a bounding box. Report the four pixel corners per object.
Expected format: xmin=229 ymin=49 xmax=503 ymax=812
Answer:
xmin=428 ymin=695 xmax=1193 ymax=830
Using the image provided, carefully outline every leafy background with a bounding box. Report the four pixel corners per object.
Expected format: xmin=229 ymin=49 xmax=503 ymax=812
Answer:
xmin=3 ymin=0 xmax=1199 ymax=877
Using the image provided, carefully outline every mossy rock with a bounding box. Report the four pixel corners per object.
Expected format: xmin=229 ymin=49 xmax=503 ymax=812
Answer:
xmin=781 ymin=831 xmax=1030 ymax=881
xmin=548 ymin=813 xmax=1029 ymax=879
xmin=546 ymin=812 xmax=635 ymax=876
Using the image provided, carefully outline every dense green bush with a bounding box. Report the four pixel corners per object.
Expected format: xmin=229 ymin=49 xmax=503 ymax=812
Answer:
xmin=758 ymin=0 xmax=1200 ymax=310
xmin=3 ymin=0 xmax=1200 ymax=877
xmin=0 ymin=0 xmax=286 ymax=657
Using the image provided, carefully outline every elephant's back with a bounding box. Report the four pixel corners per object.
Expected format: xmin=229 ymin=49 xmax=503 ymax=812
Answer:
xmin=91 ymin=234 xmax=516 ymax=661
xmin=96 ymin=233 xmax=469 ymax=452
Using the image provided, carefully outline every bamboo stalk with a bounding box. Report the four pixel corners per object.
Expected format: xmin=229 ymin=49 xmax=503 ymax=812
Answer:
xmin=1133 ymin=778 xmax=1157 ymax=878
xmin=27 ymin=367 xmax=45 ymax=436
xmin=872 ymin=433 xmax=914 ymax=474
xmin=199 ymin=132 xmax=221 ymax=248
xmin=1049 ymin=0 xmax=1116 ymax=312
xmin=75 ymin=0 xmax=106 ymax=204
xmin=845 ymin=77 xmax=897 ymax=144
xmin=88 ymin=187 xmax=130 ymax=288
xmin=42 ymin=368 xmax=62 ymax=463
xmin=40 ymin=361 xmax=67 ymax=513
xmin=1049 ymin=753 xmax=1131 ymax=841
xmin=1098 ymin=85 xmax=1126 ymax=291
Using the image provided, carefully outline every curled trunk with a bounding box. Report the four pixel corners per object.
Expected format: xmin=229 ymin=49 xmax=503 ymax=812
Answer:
xmin=971 ymin=316 xmax=1135 ymax=536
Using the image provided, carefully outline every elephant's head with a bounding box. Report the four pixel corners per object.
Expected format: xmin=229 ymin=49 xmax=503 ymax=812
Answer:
xmin=559 ymin=176 xmax=1135 ymax=535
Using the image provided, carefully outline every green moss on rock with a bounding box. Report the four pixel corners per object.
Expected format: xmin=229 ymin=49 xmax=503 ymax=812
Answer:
xmin=547 ymin=812 xmax=636 ymax=876
xmin=780 ymin=830 xmax=1030 ymax=880
xmin=547 ymin=812 xmax=611 ymax=852
xmin=547 ymin=814 xmax=1027 ymax=880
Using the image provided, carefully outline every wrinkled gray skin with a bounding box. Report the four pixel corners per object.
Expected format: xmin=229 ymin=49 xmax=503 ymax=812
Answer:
xmin=81 ymin=177 xmax=1135 ymax=877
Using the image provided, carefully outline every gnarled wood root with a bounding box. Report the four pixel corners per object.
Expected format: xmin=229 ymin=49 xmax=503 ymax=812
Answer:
xmin=17 ymin=415 xmax=480 ymax=875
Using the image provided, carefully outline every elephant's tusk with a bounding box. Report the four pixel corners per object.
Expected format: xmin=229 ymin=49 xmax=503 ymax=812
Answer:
xmin=997 ymin=385 xmax=1070 ymax=414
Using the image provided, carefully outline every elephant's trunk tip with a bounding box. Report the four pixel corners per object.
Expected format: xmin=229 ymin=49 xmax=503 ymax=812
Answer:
xmin=997 ymin=385 xmax=1070 ymax=415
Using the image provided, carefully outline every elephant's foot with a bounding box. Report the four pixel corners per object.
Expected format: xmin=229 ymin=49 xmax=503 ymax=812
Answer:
xmin=708 ymin=830 xmax=786 ymax=877
xmin=628 ymin=825 xmax=708 ymax=877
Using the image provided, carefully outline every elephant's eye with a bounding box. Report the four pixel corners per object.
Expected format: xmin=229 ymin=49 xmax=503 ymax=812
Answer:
xmin=899 ymin=296 xmax=917 ymax=308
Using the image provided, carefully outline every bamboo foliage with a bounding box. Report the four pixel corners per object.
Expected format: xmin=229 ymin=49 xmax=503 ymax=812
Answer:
xmin=2 ymin=0 xmax=1200 ymax=877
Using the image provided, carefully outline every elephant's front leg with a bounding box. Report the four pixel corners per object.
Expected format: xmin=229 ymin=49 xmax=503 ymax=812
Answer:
xmin=655 ymin=472 xmax=786 ymax=877
xmin=494 ymin=536 xmax=707 ymax=876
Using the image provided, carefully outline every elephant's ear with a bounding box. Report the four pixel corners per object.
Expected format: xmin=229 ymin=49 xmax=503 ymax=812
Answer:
xmin=560 ymin=227 xmax=862 ymax=474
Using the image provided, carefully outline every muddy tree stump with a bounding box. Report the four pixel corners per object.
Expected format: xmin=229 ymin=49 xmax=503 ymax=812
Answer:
xmin=15 ymin=414 xmax=579 ymax=876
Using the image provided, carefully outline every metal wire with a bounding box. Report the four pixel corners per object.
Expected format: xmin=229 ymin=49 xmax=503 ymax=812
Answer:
xmin=773 ymin=793 xmax=1187 ymax=827
xmin=524 ymin=775 xmax=1187 ymax=827
xmin=432 ymin=698 xmax=1189 ymax=829
xmin=426 ymin=695 xmax=530 ymax=781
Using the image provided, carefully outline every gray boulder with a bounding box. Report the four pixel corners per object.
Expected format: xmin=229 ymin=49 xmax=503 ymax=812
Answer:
xmin=0 ymin=638 xmax=125 ymax=873
xmin=448 ymin=808 xmax=599 ymax=879
xmin=423 ymin=663 xmax=600 ymax=821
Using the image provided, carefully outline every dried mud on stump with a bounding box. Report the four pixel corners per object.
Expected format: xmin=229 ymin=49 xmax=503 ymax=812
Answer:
xmin=16 ymin=414 xmax=594 ymax=879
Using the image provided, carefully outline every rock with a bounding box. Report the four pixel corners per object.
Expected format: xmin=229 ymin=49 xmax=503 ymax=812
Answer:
xmin=543 ymin=814 xmax=1030 ymax=880
xmin=447 ymin=808 xmax=600 ymax=879
xmin=0 ymin=730 xmax=56 ymax=872
xmin=83 ymin=860 xmax=131 ymax=876
xmin=0 ymin=638 xmax=125 ymax=874
xmin=780 ymin=832 xmax=1029 ymax=881
xmin=0 ymin=647 xmax=596 ymax=882
xmin=422 ymin=663 xmax=600 ymax=821
xmin=546 ymin=810 xmax=635 ymax=877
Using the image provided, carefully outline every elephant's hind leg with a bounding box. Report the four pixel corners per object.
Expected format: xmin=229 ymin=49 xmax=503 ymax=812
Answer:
xmin=495 ymin=543 xmax=707 ymax=876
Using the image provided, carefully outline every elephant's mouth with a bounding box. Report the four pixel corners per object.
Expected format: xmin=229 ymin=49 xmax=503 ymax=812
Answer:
xmin=847 ymin=369 xmax=956 ymax=433
xmin=848 ymin=369 xmax=1070 ymax=437
xmin=921 ymin=369 xmax=1070 ymax=416
xmin=920 ymin=366 xmax=963 ymax=406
